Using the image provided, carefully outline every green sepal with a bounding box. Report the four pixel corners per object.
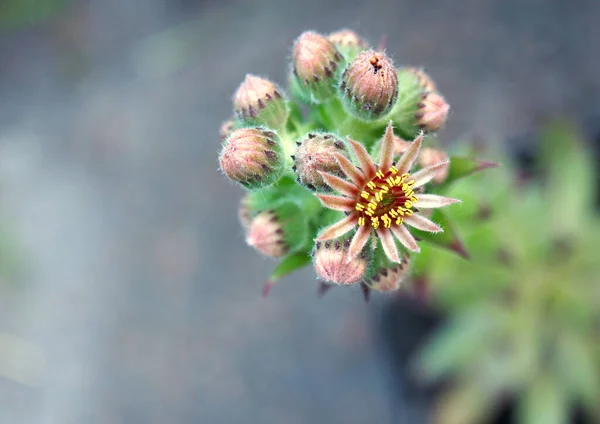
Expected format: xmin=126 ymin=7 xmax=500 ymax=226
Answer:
xmin=269 ymin=250 xmax=312 ymax=282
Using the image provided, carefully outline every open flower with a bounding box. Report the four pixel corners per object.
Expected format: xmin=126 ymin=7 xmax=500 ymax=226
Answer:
xmin=315 ymin=122 xmax=460 ymax=263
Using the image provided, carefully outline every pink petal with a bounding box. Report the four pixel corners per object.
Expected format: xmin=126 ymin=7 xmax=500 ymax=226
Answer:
xmin=415 ymin=194 xmax=461 ymax=209
xmin=390 ymin=225 xmax=420 ymax=252
xmin=403 ymin=214 xmax=442 ymax=233
xmin=411 ymin=160 xmax=450 ymax=188
xmin=319 ymin=171 xmax=358 ymax=197
xmin=316 ymin=215 xmax=357 ymax=241
xmin=347 ymin=225 xmax=371 ymax=262
xmin=335 ymin=153 xmax=365 ymax=186
xmin=379 ymin=121 xmax=395 ymax=171
xmin=396 ymin=131 xmax=423 ymax=174
xmin=377 ymin=228 xmax=401 ymax=263
xmin=316 ymin=194 xmax=355 ymax=212
xmin=347 ymin=137 xmax=377 ymax=180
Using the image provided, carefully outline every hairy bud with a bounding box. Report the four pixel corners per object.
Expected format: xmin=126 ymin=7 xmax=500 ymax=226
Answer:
xmin=238 ymin=194 xmax=253 ymax=228
xmin=340 ymin=50 xmax=398 ymax=120
xmin=327 ymin=29 xmax=368 ymax=61
xmin=219 ymin=117 xmax=236 ymax=141
xmin=365 ymin=257 xmax=410 ymax=292
xmin=292 ymin=132 xmax=348 ymax=191
xmin=246 ymin=210 xmax=288 ymax=257
xmin=404 ymin=67 xmax=437 ymax=93
xmin=233 ymin=75 xmax=289 ymax=129
xmin=418 ymin=148 xmax=450 ymax=183
xmin=219 ymin=127 xmax=284 ymax=189
xmin=312 ymin=239 xmax=369 ymax=285
xmin=416 ymin=92 xmax=450 ymax=132
xmin=292 ymin=31 xmax=345 ymax=103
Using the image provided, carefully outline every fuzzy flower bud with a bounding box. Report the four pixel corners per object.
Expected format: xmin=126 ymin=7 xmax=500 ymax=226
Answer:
xmin=365 ymin=257 xmax=410 ymax=292
xmin=415 ymin=92 xmax=450 ymax=132
xmin=404 ymin=67 xmax=437 ymax=93
xmin=233 ymin=75 xmax=289 ymax=129
xmin=418 ymin=148 xmax=450 ymax=183
xmin=292 ymin=132 xmax=348 ymax=191
xmin=219 ymin=127 xmax=283 ymax=189
xmin=246 ymin=202 xmax=306 ymax=257
xmin=327 ymin=29 xmax=368 ymax=61
xmin=292 ymin=31 xmax=345 ymax=103
xmin=246 ymin=210 xmax=288 ymax=258
xmin=238 ymin=195 xmax=253 ymax=228
xmin=340 ymin=50 xmax=398 ymax=120
xmin=312 ymin=239 xmax=369 ymax=285
xmin=219 ymin=117 xmax=236 ymax=141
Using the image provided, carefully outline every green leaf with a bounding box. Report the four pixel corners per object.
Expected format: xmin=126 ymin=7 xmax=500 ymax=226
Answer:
xmin=435 ymin=156 xmax=499 ymax=191
xmin=262 ymin=251 xmax=312 ymax=296
xmin=518 ymin=375 xmax=568 ymax=424
xmin=417 ymin=305 xmax=503 ymax=381
xmin=540 ymin=120 xmax=595 ymax=234
xmin=411 ymin=209 xmax=470 ymax=259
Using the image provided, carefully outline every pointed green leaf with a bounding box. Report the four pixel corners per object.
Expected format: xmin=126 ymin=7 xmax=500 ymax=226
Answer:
xmin=519 ymin=376 xmax=568 ymax=424
xmin=435 ymin=156 xmax=499 ymax=191
xmin=262 ymin=250 xmax=312 ymax=296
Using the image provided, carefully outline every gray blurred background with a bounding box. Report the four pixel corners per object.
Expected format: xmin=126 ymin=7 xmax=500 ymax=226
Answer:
xmin=0 ymin=0 xmax=598 ymax=423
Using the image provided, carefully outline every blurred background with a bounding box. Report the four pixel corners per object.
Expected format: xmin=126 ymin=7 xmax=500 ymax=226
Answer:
xmin=0 ymin=0 xmax=599 ymax=423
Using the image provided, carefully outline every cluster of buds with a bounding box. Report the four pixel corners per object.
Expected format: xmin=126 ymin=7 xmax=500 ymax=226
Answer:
xmin=218 ymin=28 xmax=493 ymax=299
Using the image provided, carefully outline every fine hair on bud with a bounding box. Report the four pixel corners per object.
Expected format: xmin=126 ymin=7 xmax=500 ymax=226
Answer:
xmin=219 ymin=127 xmax=284 ymax=189
xmin=312 ymin=238 xmax=371 ymax=285
xmin=292 ymin=31 xmax=345 ymax=103
xmin=327 ymin=29 xmax=369 ymax=61
xmin=416 ymin=92 xmax=450 ymax=133
xmin=404 ymin=67 xmax=437 ymax=93
xmin=245 ymin=210 xmax=289 ymax=258
xmin=365 ymin=256 xmax=410 ymax=292
xmin=339 ymin=50 xmax=398 ymax=120
xmin=292 ymin=132 xmax=349 ymax=191
xmin=233 ymin=75 xmax=289 ymax=129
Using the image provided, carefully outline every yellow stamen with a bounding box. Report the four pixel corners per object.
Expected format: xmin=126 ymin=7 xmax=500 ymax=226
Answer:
xmin=382 ymin=214 xmax=392 ymax=228
xmin=367 ymin=181 xmax=376 ymax=190
xmin=358 ymin=216 xmax=365 ymax=226
xmin=361 ymin=191 xmax=370 ymax=200
xmin=389 ymin=166 xmax=398 ymax=174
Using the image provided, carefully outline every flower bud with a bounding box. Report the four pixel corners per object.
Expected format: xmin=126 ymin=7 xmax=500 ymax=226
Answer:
xmin=233 ymin=75 xmax=289 ymax=129
xmin=418 ymin=147 xmax=450 ymax=183
xmin=312 ymin=239 xmax=369 ymax=285
xmin=219 ymin=127 xmax=284 ymax=189
xmin=219 ymin=117 xmax=236 ymax=141
xmin=339 ymin=50 xmax=398 ymax=120
xmin=292 ymin=31 xmax=345 ymax=103
xmin=415 ymin=92 xmax=450 ymax=132
xmin=365 ymin=257 xmax=410 ymax=292
xmin=327 ymin=29 xmax=368 ymax=61
xmin=246 ymin=203 xmax=306 ymax=257
xmin=292 ymin=132 xmax=348 ymax=191
xmin=246 ymin=210 xmax=288 ymax=258
xmin=404 ymin=67 xmax=437 ymax=93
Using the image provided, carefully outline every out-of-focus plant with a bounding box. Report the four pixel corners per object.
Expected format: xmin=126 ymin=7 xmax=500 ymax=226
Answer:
xmin=218 ymin=29 xmax=493 ymax=296
xmin=416 ymin=121 xmax=600 ymax=424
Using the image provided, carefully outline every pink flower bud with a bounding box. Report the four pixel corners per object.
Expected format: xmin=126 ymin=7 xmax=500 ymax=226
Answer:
xmin=219 ymin=127 xmax=283 ymax=189
xmin=327 ymin=29 xmax=368 ymax=61
xmin=246 ymin=211 xmax=288 ymax=258
xmin=292 ymin=132 xmax=348 ymax=191
xmin=292 ymin=31 xmax=345 ymax=103
xmin=233 ymin=75 xmax=289 ymax=129
xmin=404 ymin=67 xmax=437 ymax=93
xmin=340 ymin=50 xmax=398 ymax=120
xmin=365 ymin=257 xmax=410 ymax=292
xmin=219 ymin=117 xmax=236 ymax=141
xmin=418 ymin=147 xmax=450 ymax=183
xmin=312 ymin=239 xmax=370 ymax=285
xmin=416 ymin=92 xmax=450 ymax=132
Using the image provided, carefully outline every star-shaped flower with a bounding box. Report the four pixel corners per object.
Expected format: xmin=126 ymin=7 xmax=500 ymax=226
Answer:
xmin=315 ymin=122 xmax=460 ymax=263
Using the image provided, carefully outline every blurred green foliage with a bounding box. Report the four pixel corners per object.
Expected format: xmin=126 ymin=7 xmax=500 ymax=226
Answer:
xmin=416 ymin=121 xmax=600 ymax=424
xmin=0 ymin=0 xmax=70 ymax=31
